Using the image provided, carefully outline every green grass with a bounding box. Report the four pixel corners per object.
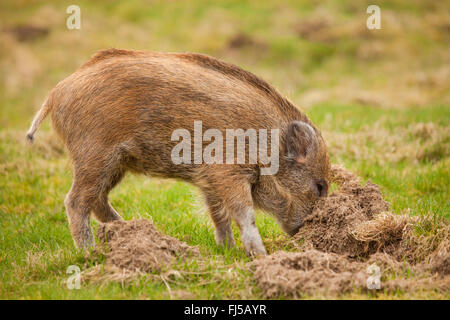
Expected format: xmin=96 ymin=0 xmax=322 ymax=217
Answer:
xmin=0 ymin=0 xmax=449 ymax=299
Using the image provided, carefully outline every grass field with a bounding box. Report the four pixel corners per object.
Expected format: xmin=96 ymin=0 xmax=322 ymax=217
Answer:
xmin=0 ymin=0 xmax=449 ymax=299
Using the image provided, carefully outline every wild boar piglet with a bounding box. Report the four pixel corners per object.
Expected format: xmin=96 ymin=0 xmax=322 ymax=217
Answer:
xmin=27 ymin=49 xmax=330 ymax=256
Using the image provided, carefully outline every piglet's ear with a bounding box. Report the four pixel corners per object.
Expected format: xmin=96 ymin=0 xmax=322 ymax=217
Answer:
xmin=285 ymin=121 xmax=317 ymax=164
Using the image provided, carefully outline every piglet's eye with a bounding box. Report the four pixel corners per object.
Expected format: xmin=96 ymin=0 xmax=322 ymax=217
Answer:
xmin=317 ymin=183 xmax=323 ymax=194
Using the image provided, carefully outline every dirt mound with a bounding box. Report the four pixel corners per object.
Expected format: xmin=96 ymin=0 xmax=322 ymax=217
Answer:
xmin=95 ymin=219 xmax=199 ymax=273
xmin=250 ymin=250 xmax=367 ymax=297
xmin=252 ymin=249 xmax=449 ymax=298
xmin=295 ymin=166 xmax=411 ymax=258
xmin=252 ymin=165 xmax=450 ymax=298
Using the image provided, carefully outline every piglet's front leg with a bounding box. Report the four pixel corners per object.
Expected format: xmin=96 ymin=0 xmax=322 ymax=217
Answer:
xmin=199 ymin=167 xmax=267 ymax=257
xmin=233 ymin=207 xmax=267 ymax=257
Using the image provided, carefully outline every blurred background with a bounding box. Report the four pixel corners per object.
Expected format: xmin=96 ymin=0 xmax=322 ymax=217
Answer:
xmin=1 ymin=0 xmax=449 ymax=124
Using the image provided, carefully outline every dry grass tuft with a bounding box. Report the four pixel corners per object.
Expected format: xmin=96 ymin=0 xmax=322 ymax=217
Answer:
xmin=322 ymin=121 xmax=449 ymax=165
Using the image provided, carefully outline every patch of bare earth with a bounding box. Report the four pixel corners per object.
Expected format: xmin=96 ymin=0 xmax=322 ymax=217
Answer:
xmin=251 ymin=165 xmax=449 ymax=298
xmin=82 ymin=219 xmax=200 ymax=283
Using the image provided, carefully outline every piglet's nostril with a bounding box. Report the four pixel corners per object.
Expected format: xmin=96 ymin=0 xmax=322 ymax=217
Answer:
xmin=288 ymin=226 xmax=301 ymax=237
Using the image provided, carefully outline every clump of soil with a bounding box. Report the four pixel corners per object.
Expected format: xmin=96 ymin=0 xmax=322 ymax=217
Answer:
xmin=250 ymin=250 xmax=367 ymax=297
xmin=227 ymin=33 xmax=268 ymax=51
xmin=295 ymin=17 xmax=336 ymax=43
xmin=252 ymin=249 xmax=449 ymax=298
xmin=5 ymin=24 xmax=49 ymax=42
xmin=295 ymin=165 xmax=401 ymax=258
xmin=251 ymin=165 xmax=450 ymax=298
xmin=95 ymin=219 xmax=199 ymax=273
